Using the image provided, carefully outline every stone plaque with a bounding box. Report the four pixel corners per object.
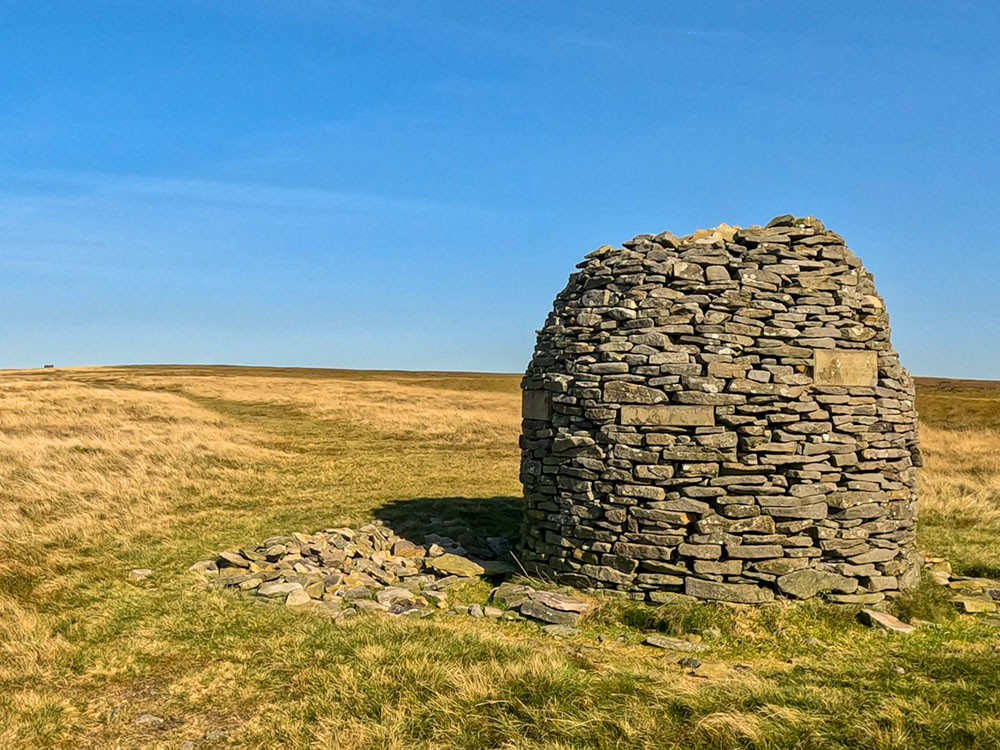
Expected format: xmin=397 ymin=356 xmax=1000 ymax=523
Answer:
xmin=522 ymin=389 xmax=552 ymax=421
xmin=620 ymin=405 xmax=715 ymax=426
xmin=813 ymin=349 xmax=878 ymax=387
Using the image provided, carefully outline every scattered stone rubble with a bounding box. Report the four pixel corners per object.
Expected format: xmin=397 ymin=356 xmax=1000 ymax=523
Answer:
xmin=924 ymin=556 xmax=1000 ymax=615
xmin=194 ymin=522 xmax=1000 ymax=650
xmin=193 ymin=521 xmax=594 ymax=629
xmin=853 ymin=557 xmax=1000 ymax=633
xmin=521 ymin=215 xmax=922 ymax=604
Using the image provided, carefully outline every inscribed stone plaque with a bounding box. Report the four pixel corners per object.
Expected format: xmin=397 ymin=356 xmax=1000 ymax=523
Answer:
xmin=522 ymin=389 xmax=552 ymax=421
xmin=620 ymin=405 xmax=715 ymax=426
xmin=813 ymin=349 xmax=878 ymax=387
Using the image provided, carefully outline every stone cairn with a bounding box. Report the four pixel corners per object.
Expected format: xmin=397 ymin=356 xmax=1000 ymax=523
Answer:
xmin=520 ymin=215 xmax=922 ymax=605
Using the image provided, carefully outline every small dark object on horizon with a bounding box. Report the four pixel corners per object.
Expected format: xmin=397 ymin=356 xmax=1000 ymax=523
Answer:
xmin=43 ymin=364 xmax=55 ymax=369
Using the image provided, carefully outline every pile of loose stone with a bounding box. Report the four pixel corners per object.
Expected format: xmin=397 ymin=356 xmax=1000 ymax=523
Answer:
xmin=192 ymin=521 xmax=592 ymax=629
xmin=521 ymin=215 xmax=922 ymax=605
xmin=188 ymin=523 xmax=999 ymax=648
xmin=925 ymin=556 xmax=1000 ymax=617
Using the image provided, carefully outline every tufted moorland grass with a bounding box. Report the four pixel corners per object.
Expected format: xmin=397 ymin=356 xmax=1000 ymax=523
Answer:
xmin=1 ymin=365 xmax=999 ymax=749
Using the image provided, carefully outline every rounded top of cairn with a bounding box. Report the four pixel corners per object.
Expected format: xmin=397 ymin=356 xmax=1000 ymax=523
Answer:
xmin=587 ymin=215 xmax=836 ymax=259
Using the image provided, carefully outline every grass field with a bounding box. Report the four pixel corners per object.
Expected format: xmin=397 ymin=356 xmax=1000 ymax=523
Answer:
xmin=2 ymin=365 xmax=1000 ymax=749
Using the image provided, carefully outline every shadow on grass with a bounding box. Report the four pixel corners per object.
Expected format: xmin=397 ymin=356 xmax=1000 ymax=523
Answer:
xmin=373 ymin=496 xmax=522 ymax=560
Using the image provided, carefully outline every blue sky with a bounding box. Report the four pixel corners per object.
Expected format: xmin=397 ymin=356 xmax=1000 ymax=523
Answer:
xmin=2 ymin=1 xmax=998 ymax=376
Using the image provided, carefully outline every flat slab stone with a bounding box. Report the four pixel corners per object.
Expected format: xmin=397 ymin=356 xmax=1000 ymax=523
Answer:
xmin=948 ymin=578 xmax=999 ymax=591
xmin=492 ymin=582 xmax=534 ymax=608
xmin=529 ymin=590 xmax=591 ymax=614
xmin=685 ymin=577 xmax=775 ymax=604
xmin=520 ymin=600 xmax=581 ymax=626
xmin=218 ymin=550 xmax=251 ymax=568
xmin=827 ymin=592 xmax=885 ymax=604
xmin=951 ymin=596 xmax=998 ymax=614
xmin=541 ymin=624 xmax=580 ymax=637
xmin=285 ymin=589 xmax=312 ymax=607
xmin=428 ymin=554 xmax=485 ymax=578
xmin=857 ymin=608 xmax=914 ymax=633
xmin=813 ymin=349 xmax=878 ymax=387
xmin=643 ymin=635 xmax=707 ymax=652
xmin=777 ymin=569 xmax=858 ymax=599
xmin=470 ymin=558 xmax=516 ymax=577
xmin=257 ymin=581 xmax=302 ymax=598
xmin=620 ymin=405 xmax=715 ymax=427
xmin=376 ymin=587 xmax=416 ymax=606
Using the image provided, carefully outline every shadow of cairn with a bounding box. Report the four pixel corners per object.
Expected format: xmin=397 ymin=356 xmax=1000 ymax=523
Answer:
xmin=373 ymin=495 xmax=522 ymax=564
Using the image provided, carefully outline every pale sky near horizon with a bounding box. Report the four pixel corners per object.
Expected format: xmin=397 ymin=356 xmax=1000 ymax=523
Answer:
xmin=2 ymin=1 xmax=998 ymax=377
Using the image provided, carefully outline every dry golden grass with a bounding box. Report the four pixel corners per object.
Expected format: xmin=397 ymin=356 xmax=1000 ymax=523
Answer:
xmin=0 ymin=377 xmax=277 ymax=551
xmin=919 ymin=425 xmax=1000 ymax=524
xmin=0 ymin=365 xmax=998 ymax=749
xmin=117 ymin=371 xmax=522 ymax=448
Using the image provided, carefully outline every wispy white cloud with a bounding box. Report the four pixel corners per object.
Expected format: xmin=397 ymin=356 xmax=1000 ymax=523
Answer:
xmin=0 ymin=169 xmax=479 ymax=217
xmin=242 ymin=0 xmax=745 ymax=59
xmin=0 ymin=168 xmax=493 ymax=285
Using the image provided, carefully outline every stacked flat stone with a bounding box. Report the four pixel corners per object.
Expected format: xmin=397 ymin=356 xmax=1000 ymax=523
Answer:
xmin=520 ymin=215 xmax=921 ymax=605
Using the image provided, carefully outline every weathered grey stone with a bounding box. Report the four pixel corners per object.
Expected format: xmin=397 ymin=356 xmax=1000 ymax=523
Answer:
xmin=376 ymin=587 xmax=416 ymax=607
xmin=428 ymin=554 xmax=485 ymax=577
xmin=726 ymin=544 xmax=783 ymax=559
xmin=189 ymin=560 xmax=219 ymax=576
xmin=218 ymin=550 xmax=251 ymax=569
xmin=258 ymin=581 xmax=302 ymax=598
xmin=620 ymin=405 xmax=715 ymax=426
xmin=857 ymin=609 xmax=914 ymax=633
xmin=520 ymin=216 xmax=920 ymax=603
xmin=541 ymin=624 xmax=580 ymax=637
xmin=678 ymin=543 xmax=721 ymax=560
xmin=777 ymin=569 xmax=858 ymax=599
xmin=492 ymin=582 xmax=534 ymax=608
xmin=685 ymin=577 xmax=775 ymax=603
xmin=528 ymin=590 xmax=591 ymax=614
xmin=827 ymin=490 xmax=888 ymax=509
xmin=285 ymin=589 xmax=312 ymax=607
xmin=951 ymin=596 xmax=998 ymax=614
xmin=753 ymin=558 xmax=809 ymax=575
xmin=520 ymin=600 xmax=581 ymax=626
xmin=605 ymin=381 xmax=667 ymax=404
xmin=643 ymin=635 xmax=708 ymax=652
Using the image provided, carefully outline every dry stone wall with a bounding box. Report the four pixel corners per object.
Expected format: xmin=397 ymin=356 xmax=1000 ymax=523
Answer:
xmin=520 ymin=215 xmax=921 ymax=605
